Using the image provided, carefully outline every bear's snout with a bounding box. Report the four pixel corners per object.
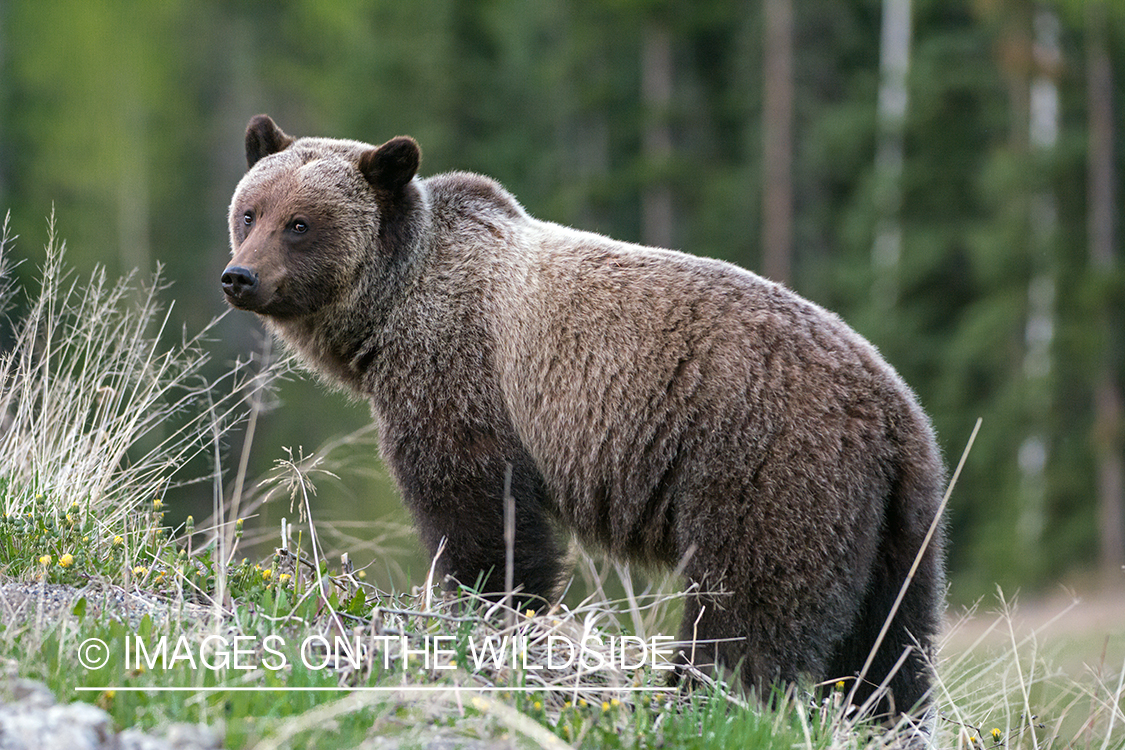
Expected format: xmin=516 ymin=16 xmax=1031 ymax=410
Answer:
xmin=221 ymin=265 xmax=259 ymax=305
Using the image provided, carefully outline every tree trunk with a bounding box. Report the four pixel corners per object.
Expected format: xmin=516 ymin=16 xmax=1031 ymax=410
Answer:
xmin=0 ymin=0 xmax=7 ymax=207
xmin=872 ymin=0 xmax=912 ymax=310
xmin=1016 ymin=7 xmax=1059 ymax=555
xmin=117 ymin=90 xmax=150 ymax=277
xmin=641 ymin=20 xmax=674 ymax=250
xmin=761 ymin=0 xmax=793 ymax=286
xmin=1087 ymin=1 xmax=1125 ymax=587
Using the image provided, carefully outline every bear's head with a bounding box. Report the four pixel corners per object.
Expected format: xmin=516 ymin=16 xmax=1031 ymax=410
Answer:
xmin=222 ymin=115 xmax=420 ymax=319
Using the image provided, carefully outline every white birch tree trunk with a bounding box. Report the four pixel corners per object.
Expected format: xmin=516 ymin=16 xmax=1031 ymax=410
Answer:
xmin=872 ymin=0 xmax=912 ymax=310
xmin=1017 ymin=8 xmax=1060 ymax=551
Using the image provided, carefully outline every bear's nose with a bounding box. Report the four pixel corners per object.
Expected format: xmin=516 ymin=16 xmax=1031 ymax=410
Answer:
xmin=221 ymin=265 xmax=259 ymax=298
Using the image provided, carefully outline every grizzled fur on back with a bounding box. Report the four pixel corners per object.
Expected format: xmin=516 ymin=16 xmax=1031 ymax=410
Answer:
xmin=223 ymin=115 xmax=947 ymax=726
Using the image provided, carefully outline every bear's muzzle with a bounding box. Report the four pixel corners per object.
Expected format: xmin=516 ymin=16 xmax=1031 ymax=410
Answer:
xmin=221 ymin=265 xmax=260 ymax=307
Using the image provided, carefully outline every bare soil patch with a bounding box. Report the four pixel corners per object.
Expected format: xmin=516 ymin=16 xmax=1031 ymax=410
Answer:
xmin=943 ymin=587 xmax=1125 ymax=677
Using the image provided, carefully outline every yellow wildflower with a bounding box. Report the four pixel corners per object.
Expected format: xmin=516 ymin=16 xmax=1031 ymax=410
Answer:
xmin=59 ymin=553 xmax=74 ymax=568
xmin=38 ymin=554 xmax=52 ymax=566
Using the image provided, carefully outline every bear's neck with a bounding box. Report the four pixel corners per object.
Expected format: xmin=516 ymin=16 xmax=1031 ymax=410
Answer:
xmin=272 ymin=263 xmax=416 ymax=396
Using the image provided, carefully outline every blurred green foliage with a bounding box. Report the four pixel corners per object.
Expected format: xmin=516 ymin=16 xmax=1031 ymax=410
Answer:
xmin=1 ymin=0 xmax=1122 ymax=601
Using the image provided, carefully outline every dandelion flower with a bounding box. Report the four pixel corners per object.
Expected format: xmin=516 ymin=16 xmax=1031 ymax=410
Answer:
xmin=261 ymin=568 xmax=273 ymax=581
xmin=59 ymin=553 xmax=74 ymax=568
xmin=38 ymin=554 xmax=52 ymax=566
xmin=132 ymin=566 xmax=147 ymax=577
xmin=113 ymin=535 xmax=124 ymax=546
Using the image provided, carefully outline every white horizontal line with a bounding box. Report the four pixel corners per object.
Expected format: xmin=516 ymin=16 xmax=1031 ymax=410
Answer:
xmin=75 ymin=685 xmax=674 ymax=693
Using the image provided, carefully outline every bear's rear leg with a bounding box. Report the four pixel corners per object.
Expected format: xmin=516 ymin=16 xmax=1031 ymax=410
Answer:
xmin=671 ymin=586 xmax=826 ymax=703
xmin=825 ymin=540 xmax=942 ymax=723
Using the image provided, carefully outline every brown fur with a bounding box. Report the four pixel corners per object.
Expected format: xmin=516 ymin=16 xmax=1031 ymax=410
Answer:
xmin=223 ymin=116 xmax=946 ymax=722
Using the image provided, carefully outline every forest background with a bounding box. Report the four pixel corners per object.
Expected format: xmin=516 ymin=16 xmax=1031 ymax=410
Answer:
xmin=0 ymin=0 xmax=1122 ymax=606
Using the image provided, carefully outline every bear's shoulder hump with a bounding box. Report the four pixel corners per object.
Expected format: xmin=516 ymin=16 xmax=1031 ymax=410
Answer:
xmin=426 ymin=171 xmax=527 ymax=222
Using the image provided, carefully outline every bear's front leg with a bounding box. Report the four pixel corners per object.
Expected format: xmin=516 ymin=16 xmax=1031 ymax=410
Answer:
xmin=390 ymin=443 xmax=566 ymax=609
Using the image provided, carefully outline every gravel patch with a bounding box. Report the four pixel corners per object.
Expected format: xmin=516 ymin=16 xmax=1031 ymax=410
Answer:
xmin=0 ymin=581 xmax=214 ymax=632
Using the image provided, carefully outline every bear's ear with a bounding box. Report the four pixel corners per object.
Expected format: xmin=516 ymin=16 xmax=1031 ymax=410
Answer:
xmin=245 ymin=115 xmax=294 ymax=169
xmin=358 ymin=137 xmax=421 ymax=193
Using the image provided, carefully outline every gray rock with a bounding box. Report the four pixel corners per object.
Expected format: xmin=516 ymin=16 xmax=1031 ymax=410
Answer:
xmin=0 ymin=677 xmax=218 ymax=750
xmin=0 ymin=700 xmax=115 ymax=750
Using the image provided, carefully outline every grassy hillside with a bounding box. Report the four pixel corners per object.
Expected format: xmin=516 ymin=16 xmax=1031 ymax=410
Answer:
xmin=1 ymin=224 xmax=1122 ymax=749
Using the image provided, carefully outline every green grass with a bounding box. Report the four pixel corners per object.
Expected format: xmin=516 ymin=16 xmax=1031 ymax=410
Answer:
xmin=1 ymin=218 xmax=1122 ymax=749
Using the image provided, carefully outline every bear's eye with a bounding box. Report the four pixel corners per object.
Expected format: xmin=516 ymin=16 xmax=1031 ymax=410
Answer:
xmin=290 ymin=220 xmax=309 ymax=234
xmin=242 ymin=211 xmax=254 ymax=226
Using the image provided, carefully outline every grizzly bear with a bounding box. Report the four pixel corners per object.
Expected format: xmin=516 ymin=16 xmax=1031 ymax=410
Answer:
xmin=222 ymin=115 xmax=946 ymax=723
